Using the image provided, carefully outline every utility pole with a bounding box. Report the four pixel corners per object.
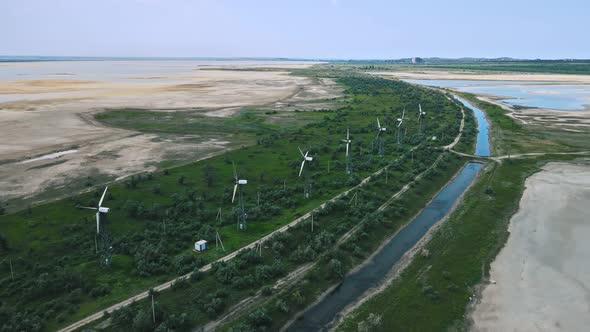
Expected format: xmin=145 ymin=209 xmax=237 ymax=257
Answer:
xmin=215 ymin=231 xmax=225 ymax=251
xmin=9 ymin=259 xmax=14 ymax=280
xmin=151 ymin=294 xmax=156 ymax=323
xmin=94 ymin=235 xmax=98 ymax=255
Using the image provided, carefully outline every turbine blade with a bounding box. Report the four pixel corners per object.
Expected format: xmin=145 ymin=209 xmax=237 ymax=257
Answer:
xmin=298 ymin=146 xmax=305 ymax=158
xmin=347 ymin=128 xmax=350 ymax=140
xmin=96 ymin=212 xmax=100 ymax=234
xmin=79 ymin=206 xmax=98 ymax=210
xmin=232 ymin=162 xmax=237 ymax=181
xmin=346 ymin=143 xmax=349 ymax=156
xmin=98 ymin=186 xmax=108 ymax=207
xmin=299 ymin=160 xmax=305 ymax=177
xmin=232 ymin=184 xmax=238 ymax=203
xmin=377 ymin=118 xmax=381 ymax=129
xmin=402 ymin=108 xmax=405 ymax=120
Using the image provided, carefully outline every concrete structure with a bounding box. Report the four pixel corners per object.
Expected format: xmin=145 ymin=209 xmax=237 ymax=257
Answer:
xmin=194 ymin=240 xmax=208 ymax=252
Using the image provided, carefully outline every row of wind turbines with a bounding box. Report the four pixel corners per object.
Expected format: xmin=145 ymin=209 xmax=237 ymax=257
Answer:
xmin=80 ymin=104 xmax=428 ymax=258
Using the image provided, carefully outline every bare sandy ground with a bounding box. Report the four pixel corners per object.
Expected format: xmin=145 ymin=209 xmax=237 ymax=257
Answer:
xmin=0 ymin=61 xmax=341 ymax=205
xmin=471 ymin=162 xmax=590 ymax=332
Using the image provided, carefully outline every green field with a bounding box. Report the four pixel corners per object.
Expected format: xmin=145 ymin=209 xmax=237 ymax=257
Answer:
xmin=0 ymin=75 xmax=465 ymax=331
xmin=325 ymin=60 xmax=590 ymax=75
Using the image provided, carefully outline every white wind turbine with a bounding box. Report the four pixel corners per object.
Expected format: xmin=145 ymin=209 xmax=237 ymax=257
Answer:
xmin=231 ymin=163 xmax=247 ymax=203
xmin=342 ymin=128 xmax=352 ymax=174
xmin=298 ymin=147 xmax=313 ymax=177
xmin=376 ymin=118 xmax=386 ymax=155
xmin=418 ymin=104 xmax=426 ymax=133
xmin=78 ymin=186 xmax=109 ymax=234
xmin=397 ymin=108 xmax=405 ymax=145
xmin=342 ymin=128 xmax=351 ymax=157
xmin=231 ymin=162 xmax=248 ymax=229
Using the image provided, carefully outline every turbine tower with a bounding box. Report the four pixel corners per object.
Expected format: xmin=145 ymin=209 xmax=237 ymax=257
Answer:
xmin=232 ymin=162 xmax=248 ymax=230
xmin=375 ymin=118 xmax=386 ymax=156
xmin=397 ymin=108 xmax=405 ymax=145
xmin=78 ymin=186 xmax=113 ymax=266
xmin=342 ymin=128 xmax=352 ymax=174
xmin=298 ymin=147 xmax=313 ymax=198
xmin=418 ymin=104 xmax=426 ymax=133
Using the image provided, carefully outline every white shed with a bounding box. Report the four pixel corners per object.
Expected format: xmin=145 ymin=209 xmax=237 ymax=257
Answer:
xmin=194 ymin=240 xmax=208 ymax=252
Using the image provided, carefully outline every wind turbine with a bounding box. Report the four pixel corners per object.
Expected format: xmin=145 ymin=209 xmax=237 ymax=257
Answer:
xmin=78 ymin=186 xmax=110 ymax=234
xmin=298 ymin=147 xmax=313 ymax=198
xmin=397 ymin=108 xmax=405 ymax=145
xmin=78 ymin=186 xmax=113 ymax=266
xmin=375 ymin=118 xmax=386 ymax=156
xmin=231 ymin=162 xmax=248 ymax=230
xmin=418 ymin=104 xmax=426 ymax=133
xmin=342 ymin=128 xmax=352 ymax=174
xmin=298 ymin=147 xmax=313 ymax=177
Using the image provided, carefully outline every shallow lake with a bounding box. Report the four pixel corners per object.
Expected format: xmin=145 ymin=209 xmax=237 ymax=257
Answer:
xmin=405 ymin=79 xmax=590 ymax=111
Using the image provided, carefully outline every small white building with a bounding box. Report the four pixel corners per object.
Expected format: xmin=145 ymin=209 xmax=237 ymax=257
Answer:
xmin=194 ymin=240 xmax=208 ymax=252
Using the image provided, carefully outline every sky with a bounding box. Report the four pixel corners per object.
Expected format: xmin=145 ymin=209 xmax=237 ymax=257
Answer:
xmin=1 ymin=0 xmax=588 ymax=59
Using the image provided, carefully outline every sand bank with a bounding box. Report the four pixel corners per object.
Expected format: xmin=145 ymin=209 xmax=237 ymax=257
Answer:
xmin=471 ymin=162 xmax=590 ymax=332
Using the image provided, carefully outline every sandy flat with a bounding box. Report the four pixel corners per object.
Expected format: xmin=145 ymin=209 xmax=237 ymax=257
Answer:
xmin=471 ymin=162 xmax=590 ymax=332
xmin=0 ymin=61 xmax=340 ymax=203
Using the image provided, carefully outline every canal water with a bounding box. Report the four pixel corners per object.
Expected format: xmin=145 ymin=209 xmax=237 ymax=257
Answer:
xmin=285 ymin=96 xmax=489 ymax=331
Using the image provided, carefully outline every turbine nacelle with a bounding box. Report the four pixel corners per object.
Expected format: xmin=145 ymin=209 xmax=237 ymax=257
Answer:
xmin=98 ymin=207 xmax=110 ymax=213
xmin=376 ymin=117 xmax=387 ymax=131
xmin=237 ymin=179 xmax=248 ymax=185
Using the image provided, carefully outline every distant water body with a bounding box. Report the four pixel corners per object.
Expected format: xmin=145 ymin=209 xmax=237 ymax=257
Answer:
xmin=405 ymin=79 xmax=590 ymax=111
xmin=0 ymin=59 xmax=316 ymax=82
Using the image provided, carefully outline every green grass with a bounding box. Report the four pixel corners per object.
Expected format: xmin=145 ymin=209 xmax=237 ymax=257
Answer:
xmin=93 ymin=146 xmax=454 ymax=332
xmin=0 ymin=76 xmax=464 ymax=331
